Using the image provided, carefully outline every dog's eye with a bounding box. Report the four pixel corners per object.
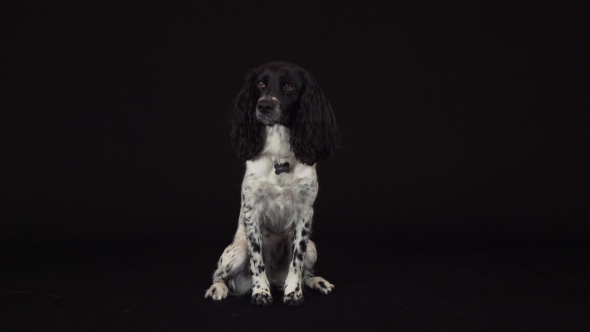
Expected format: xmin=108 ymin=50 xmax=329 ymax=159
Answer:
xmin=283 ymin=83 xmax=294 ymax=90
xmin=257 ymin=81 xmax=266 ymax=88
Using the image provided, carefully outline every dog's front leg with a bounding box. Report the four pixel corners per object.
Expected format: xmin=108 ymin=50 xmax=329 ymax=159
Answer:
xmin=242 ymin=196 xmax=273 ymax=306
xmin=283 ymin=207 xmax=313 ymax=306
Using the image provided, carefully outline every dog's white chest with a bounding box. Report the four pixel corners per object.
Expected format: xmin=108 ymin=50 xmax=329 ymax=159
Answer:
xmin=241 ymin=124 xmax=319 ymax=234
xmin=243 ymin=158 xmax=318 ymax=235
xmin=260 ymin=184 xmax=297 ymax=233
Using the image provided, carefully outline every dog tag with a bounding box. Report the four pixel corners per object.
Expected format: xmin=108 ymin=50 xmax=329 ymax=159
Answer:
xmin=274 ymin=162 xmax=290 ymax=175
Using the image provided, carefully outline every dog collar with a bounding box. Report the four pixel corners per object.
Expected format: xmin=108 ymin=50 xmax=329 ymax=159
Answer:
xmin=274 ymin=158 xmax=290 ymax=175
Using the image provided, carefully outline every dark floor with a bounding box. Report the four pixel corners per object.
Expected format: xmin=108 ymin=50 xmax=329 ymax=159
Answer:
xmin=1 ymin=232 xmax=589 ymax=331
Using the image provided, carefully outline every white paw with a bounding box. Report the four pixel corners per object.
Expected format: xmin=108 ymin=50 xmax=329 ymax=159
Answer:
xmin=251 ymin=290 xmax=273 ymax=306
xmin=283 ymin=291 xmax=305 ymax=306
xmin=205 ymin=283 xmax=229 ymax=300
xmin=309 ymin=276 xmax=335 ymax=294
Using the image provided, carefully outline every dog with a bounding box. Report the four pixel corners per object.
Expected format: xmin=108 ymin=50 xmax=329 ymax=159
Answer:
xmin=205 ymin=62 xmax=338 ymax=306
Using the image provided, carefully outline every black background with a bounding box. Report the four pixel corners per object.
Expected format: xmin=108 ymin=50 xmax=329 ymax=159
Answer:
xmin=3 ymin=1 xmax=589 ymax=330
xmin=5 ymin=1 xmax=589 ymax=242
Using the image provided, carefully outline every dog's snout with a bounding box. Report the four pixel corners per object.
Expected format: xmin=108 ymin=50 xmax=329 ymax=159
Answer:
xmin=257 ymin=99 xmax=277 ymax=114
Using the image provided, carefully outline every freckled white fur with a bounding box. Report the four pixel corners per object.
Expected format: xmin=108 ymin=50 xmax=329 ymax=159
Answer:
xmin=205 ymin=124 xmax=334 ymax=305
xmin=247 ymin=125 xmax=317 ymax=234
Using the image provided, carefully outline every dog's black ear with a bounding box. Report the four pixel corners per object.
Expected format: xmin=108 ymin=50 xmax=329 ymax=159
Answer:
xmin=290 ymin=70 xmax=339 ymax=166
xmin=230 ymin=71 xmax=264 ymax=160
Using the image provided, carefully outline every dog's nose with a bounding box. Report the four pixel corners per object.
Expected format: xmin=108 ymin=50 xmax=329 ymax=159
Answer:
xmin=257 ymin=99 xmax=277 ymax=114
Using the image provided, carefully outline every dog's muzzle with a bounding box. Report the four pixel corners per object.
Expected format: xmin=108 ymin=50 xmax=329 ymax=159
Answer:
xmin=257 ymin=97 xmax=279 ymax=114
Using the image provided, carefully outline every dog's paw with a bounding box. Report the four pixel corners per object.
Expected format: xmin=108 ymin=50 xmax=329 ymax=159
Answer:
xmin=309 ymin=277 xmax=335 ymax=294
xmin=283 ymin=291 xmax=305 ymax=306
xmin=251 ymin=290 xmax=273 ymax=306
xmin=205 ymin=283 xmax=229 ymax=300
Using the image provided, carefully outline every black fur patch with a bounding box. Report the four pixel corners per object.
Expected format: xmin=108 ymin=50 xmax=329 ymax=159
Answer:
xmin=299 ymin=240 xmax=307 ymax=253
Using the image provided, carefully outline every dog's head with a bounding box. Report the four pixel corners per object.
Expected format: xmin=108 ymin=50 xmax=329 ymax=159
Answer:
xmin=230 ymin=62 xmax=339 ymax=165
xmin=251 ymin=62 xmax=305 ymax=126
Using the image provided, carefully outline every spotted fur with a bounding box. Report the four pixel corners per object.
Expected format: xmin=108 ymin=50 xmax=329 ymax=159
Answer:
xmin=205 ymin=62 xmax=338 ymax=306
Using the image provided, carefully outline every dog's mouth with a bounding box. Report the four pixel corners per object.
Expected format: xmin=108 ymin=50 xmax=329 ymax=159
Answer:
xmin=256 ymin=109 xmax=283 ymax=125
xmin=257 ymin=116 xmax=280 ymax=126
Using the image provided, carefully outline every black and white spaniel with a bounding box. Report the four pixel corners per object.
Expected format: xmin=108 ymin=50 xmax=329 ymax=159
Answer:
xmin=205 ymin=62 xmax=339 ymax=306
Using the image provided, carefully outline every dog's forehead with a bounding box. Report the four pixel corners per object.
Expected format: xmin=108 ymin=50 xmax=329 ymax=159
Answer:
xmin=260 ymin=63 xmax=300 ymax=80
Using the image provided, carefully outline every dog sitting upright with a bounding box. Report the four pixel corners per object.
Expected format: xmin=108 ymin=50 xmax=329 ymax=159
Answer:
xmin=205 ymin=62 xmax=338 ymax=306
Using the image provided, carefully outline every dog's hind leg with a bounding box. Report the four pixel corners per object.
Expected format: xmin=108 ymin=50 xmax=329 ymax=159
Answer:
xmin=205 ymin=229 xmax=251 ymax=300
xmin=302 ymin=240 xmax=335 ymax=294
